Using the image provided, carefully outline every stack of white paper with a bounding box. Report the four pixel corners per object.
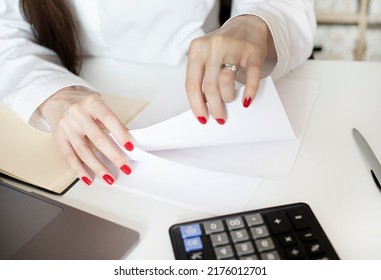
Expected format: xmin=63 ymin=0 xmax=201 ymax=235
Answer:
xmin=97 ymin=68 xmax=319 ymax=214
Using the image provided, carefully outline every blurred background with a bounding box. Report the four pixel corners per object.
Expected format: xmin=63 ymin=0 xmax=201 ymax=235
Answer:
xmin=314 ymin=0 xmax=381 ymax=61
xmin=219 ymin=0 xmax=381 ymax=61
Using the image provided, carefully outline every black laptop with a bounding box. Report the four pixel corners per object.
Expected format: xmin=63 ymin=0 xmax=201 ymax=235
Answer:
xmin=0 ymin=179 xmax=139 ymax=260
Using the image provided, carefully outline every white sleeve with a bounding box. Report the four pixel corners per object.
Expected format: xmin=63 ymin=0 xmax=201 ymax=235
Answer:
xmin=231 ymin=0 xmax=316 ymax=79
xmin=0 ymin=0 xmax=93 ymax=125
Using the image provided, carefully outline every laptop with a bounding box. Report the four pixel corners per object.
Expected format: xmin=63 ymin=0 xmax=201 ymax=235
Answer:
xmin=0 ymin=179 xmax=139 ymax=260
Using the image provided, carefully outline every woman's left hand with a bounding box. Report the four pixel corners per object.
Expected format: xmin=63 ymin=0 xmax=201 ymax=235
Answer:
xmin=185 ymin=15 xmax=276 ymax=125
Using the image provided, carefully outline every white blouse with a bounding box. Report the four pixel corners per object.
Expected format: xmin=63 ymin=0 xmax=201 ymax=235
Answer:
xmin=0 ymin=0 xmax=316 ymax=125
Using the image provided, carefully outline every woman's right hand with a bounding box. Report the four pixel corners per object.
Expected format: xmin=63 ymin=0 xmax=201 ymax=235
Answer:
xmin=38 ymin=87 xmax=134 ymax=186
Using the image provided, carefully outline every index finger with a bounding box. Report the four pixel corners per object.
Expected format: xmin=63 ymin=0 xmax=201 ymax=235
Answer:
xmin=242 ymin=62 xmax=262 ymax=108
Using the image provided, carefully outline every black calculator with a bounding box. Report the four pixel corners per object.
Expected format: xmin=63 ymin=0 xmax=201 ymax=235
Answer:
xmin=169 ymin=203 xmax=339 ymax=260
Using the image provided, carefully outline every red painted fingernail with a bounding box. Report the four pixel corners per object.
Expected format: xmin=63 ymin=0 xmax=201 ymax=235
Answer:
xmin=243 ymin=97 xmax=252 ymax=108
xmin=103 ymin=174 xmax=114 ymax=185
xmin=216 ymin=118 xmax=225 ymax=125
xmin=197 ymin=116 xmax=207 ymax=125
xmin=81 ymin=176 xmax=92 ymax=186
xmin=120 ymin=164 xmax=132 ymax=175
xmin=124 ymin=141 xmax=134 ymax=151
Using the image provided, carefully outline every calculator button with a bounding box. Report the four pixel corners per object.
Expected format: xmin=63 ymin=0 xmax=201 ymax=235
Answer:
xmin=180 ymin=224 xmax=202 ymax=239
xmin=316 ymin=256 xmax=330 ymax=260
xmin=188 ymin=251 xmax=204 ymax=260
xmin=250 ymin=225 xmax=270 ymax=239
xmin=183 ymin=237 xmax=203 ymax=253
xmin=226 ymin=216 xmax=244 ymax=230
xmin=299 ymin=229 xmax=318 ymax=242
xmin=203 ymin=220 xmax=224 ymax=235
xmin=260 ymin=250 xmax=280 ymax=260
xmin=210 ymin=232 xmax=229 ymax=247
xmin=235 ymin=241 xmax=255 ymax=256
xmin=240 ymin=254 xmax=259 ymax=260
xmin=214 ymin=245 xmax=234 ymax=259
xmin=278 ymin=232 xmax=298 ymax=247
xmin=284 ymin=246 xmax=305 ymax=259
xmin=287 ymin=207 xmax=312 ymax=230
xmin=255 ymin=237 xmax=275 ymax=252
xmin=245 ymin=213 xmax=264 ymax=227
xmin=264 ymin=211 xmax=293 ymax=235
xmin=305 ymin=242 xmax=324 ymax=257
xmin=230 ymin=229 xmax=249 ymax=243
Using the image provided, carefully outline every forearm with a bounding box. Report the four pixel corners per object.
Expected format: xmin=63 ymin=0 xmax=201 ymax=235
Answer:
xmin=0 ymin=0 xmax=92 ymax=127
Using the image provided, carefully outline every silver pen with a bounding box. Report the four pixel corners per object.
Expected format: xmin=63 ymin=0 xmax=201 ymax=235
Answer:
xmin=353 ymin=128 xmax=381 ymax=190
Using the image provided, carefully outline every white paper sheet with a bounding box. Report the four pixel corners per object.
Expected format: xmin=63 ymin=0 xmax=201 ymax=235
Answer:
xmin=127 ymin=75 xmax=319 ymax=179
xmin=147 ymin=79 xmax=320 ymax=179
xmin=97 ymin=147 xmax=263 ymax=214
xmin=129 ymin=77 xmax=295 ymax=151
xmin=97 ymin=72 xmax=319 ymax=213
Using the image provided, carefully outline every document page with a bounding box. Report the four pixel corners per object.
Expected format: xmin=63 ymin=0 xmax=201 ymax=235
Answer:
xmin=98 ymin=147 xmax=263 ymax=214
xmin=129 ymin=77 xmax=295 ymax=151
xmin=96 ymin=75 xmax=319 ymax=214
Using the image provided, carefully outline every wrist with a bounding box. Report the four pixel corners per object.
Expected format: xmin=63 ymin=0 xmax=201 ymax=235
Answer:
xmin=227 ymin=14 xmax=276 ymax=59
xmin=38 ymin=86 xmax=77 ymax=119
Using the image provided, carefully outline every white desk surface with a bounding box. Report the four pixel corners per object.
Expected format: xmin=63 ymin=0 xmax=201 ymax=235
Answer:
xmin=31 ymin=59 xmax=381 ymax=260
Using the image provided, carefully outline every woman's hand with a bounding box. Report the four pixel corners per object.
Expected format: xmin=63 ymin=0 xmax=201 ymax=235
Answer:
xmin=38 ymin=87 xmax=134 ymax=186
xmin=186 ymin=15 xmax=276 ymax=125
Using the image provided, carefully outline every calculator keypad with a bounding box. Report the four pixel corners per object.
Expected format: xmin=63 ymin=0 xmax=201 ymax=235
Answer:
xmin=170 ymin=203 xmax=339 ymax=260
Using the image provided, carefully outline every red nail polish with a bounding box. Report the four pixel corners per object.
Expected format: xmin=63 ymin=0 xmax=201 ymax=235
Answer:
xmin=81 ymin=176 xmax=92 ymax=186
xmin=216 ymin=118 xmax=225 ymax=125
xmin=197 ymin=116 xmax=207 ymax=125
xmin=120 ymin=164 xmax=132 ymax=175
xmin=124 ymin=141 xmax=134 ymax=151
xmin=103 ymin=174 xmax=114 ymax=185
xmin=243 ymin=97 xmax=252 ymax=108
